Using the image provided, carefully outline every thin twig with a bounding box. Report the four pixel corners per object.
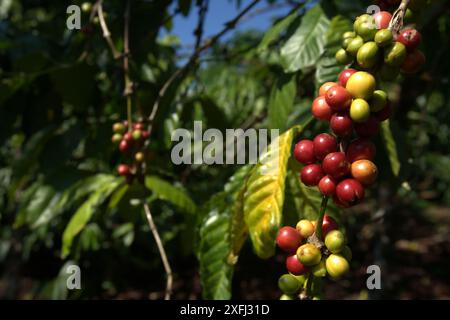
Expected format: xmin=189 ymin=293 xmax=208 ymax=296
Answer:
xmin=146 ymin=0 xmax=261 ymax=135
xmin=388 ymin=0 xmax=411 ymax=35
xmin=143 ymin=202 xmax=173 ymax=300
xmin=97 ymin=0 xmax=121 ymax=59
xmin=123 ymin=0 xmax=133 ymax=131
xmin=194 ymin=0 xmax=209 ymax=51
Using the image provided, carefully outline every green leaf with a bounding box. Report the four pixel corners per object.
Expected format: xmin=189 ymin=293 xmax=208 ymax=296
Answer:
xmin=243 ymin=128 xmax=294 ymax=259
xmin=280 ymin=5 xmax=330 ymax=73
xmin=315 ymin=16 xmax=352 ymax=89
xmin=61 ymin=177 xmax=121 ymax=258
xmin=145 ymin=176 xmax=197 ymax=215
xmin=198 ymin=202 xmax=233 ymax=300
xmin=381 ymin=120 xmax=401 ymax=176
xmin=257 ymin=10 xmax=299 ymax=52
xmin=268 ymin=74 xmax=297 ymax=131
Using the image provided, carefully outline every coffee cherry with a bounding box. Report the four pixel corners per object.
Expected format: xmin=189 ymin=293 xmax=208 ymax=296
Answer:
xmin=111 ymin=133 xmax=123 ymax=144
xmin=341 ymin=246 xmax=353 ymax=261
xmin=296 ymin=219 xmax=315 ymax=238
xmin=350 ymin=99 xmax=371 ymax=123
xmin=342 ymin=31 xmax=356 ymax=40
xmin=322 ymin=152 xmax=350 ymax=180
xmin=142 ymin=130 xmax=150 ymax=139
xmin=346 ymin=36 xmax=364 ymax=56
xmin=342 ymin=37 xmax=353 ymax=49
xmin=135 ymin=152 xmax=145 ymax=163
xmin=375 ymin=103 xmax=392 ymax=121
xmin=325 ymin=85 xmax=352 ymax=111
xmin=318 ymin=175 xmax=337 ymax=197
xmin=374 ymin=11 xmax=392 ymax=29
xmin=325 ymin=230 xmax=346 ymax=253
xmin=81 ymin=2 xmax=92 ymax=13
xmin=354 ymin=116 xmax=380 ymax=137
xmin=357 ymin=42 xmax=379 ymax=69
xmin=336 ymin=178 xmax=365 ymax=206
xmin=330 ymin=112 xmax=353 ymax=137
xmin=133 ymin=122 xmax=145 ymax=130
xmin=119 ymin=140 xmax=130 ymax=152
xmin=311 ymin=96 xmax=333 ymax=121
xmin=279 ymin=294 xmax=295 ymax=300
xmin=132 ymin=129 xmax=142 ymax=140
xmin=276 ymin=226 xmax=302 ymax=253
xmin=286 ymin=255 xmax=309 ymax=275
xmin=335 ymin=49 xmax=353 ymax=65
xmin=355 ymin=15 xmax=377 ymax=41
xmin=370 ymin=90 xmax=388 ymax=112
xmin=322 ymin=214 xmax=339 ymax=237
xmin=333 ymin=194 xmax=350 ymax=208
xmin=397 ymin=28 xmax=421 ymax=52
xmin=278 ymin=274 xmax=301 ymax=294
xmin=313 ymin=133 xmax=337 ymax=160
xmin=300 ymin=164 xmax=324 ymax=186
xmin=401 ymin=50 xmax=425 ymax=74
xmin=325 ymin=254 xmax=350 ymax=279
xmin=319 ymin=82 xmax=337 ymax=96
xmin=346 ymin=71 xmax=376 ymax=100
xmin=123 ymin=132 xmax=133 ymax=142
xmin=351 ymin=159 xmax=378 ymax=185
xmin=338 ymin=68 xmax=357 ymax=87
xmin=384 ymin=42 xmax=407 ymax=67
xmin=117 ymin=164 xmax=130 ymax=176
xmin=297 ymin=243 xmax=321 ymax=266
xmin=113 ymin=122 xmax=126 ymax=134
xmin=346 ymin=138 xmax=376 ymax=163
xmin=311 ymin=259 xmax=327 ymax=278
xmin=374 ymin=29 xmax=393 ymax=47
xmin=294 ymin=140 xmax=315 ymax=164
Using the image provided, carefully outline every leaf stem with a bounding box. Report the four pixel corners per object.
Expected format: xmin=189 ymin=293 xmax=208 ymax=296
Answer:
xmin=314 ymin=195 xmax=329 ymax=241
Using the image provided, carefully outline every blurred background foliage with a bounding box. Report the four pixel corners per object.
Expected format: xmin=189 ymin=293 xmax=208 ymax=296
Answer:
xmin=0 ymin=0 xmax=449 ymax=299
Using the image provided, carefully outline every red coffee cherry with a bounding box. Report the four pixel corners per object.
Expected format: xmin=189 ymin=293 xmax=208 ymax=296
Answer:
xmin=319 ymin=82 xmax=337 ymax=96
xmin=312 ymin=96 xmax=333 ymax=121
xmin=338 ymin=68 xmax=357 ymax=87
xmin=318 ymin=175 xmax=337 ymax=197
xmin=330 ymin=112 xmax=354 ymax=137
xmin=373 ymin=11 xmax=392 ymax=29
xmin=354 ymin=116 xmax=380 ymax=137
xmin=294 ymin=140 xmax=315 ymax=164
xmin=336 ymin=178 xmax=365 ymax=207
xmin=117 ymin=164 xmax=130 ymax=176
xmin=333 ymin=194 xmax=350 ymax=208
xmin=397 ymin=28 xmax=421 ymax=52
xmin=375 ymin=103 xmax=392 ymax=121
xmin=322 ymin=152 xmax=350 ymax=179
xmin=123 ymin=132 xmax=133 ymax=142
xmin=346 ymin=138 xmax=376 ymax=163
xmin=276 ymin=226 xmax=302 ymax=253
xmin=300 ymin=164 xmax=324 ymax=186
xmin=322 ymin=214 xmax=339 ymax=237
xmin=119 ymin=140 xmax=130 ymax=153
xmin=133 ymin=122 xmax=145 ymax=130
xmin=313 ymin=133 xmax=338 ymax=161
xmin=401 ymin=50 xmax=425 ymax=74
xmin=286 ymin=254 xmax=309 ymax=275
xmin=142 ymin=130 xmax=150 ymax=139
xmin=325 ymin=85 xmax=352 ymax=111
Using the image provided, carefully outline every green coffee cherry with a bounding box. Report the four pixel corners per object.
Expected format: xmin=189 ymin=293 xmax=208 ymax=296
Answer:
xmin=370 ymin=90 xmax=388 ymax=112
xmin=355 ymin=16 xmax=377 ymax=41
xmin=346 ymin=36 xmax=364 ymax=56
xmin=384 ymin=42 xmax=407 ymax=67
xmin=111 ymin=133 xmax=123 ymax=144
xmin=294 ymin=274 xmax=307 ymax=287
xmin=374 ymin=29 xmax=393 ymax=47
xmin=325 ymin=254 xmax=350 ymax=279
xmin=342 ymin=37 xmax=353 ymax=49
xmin=350 ymin=99 xmax=371 ymax=123
xmin=336 ymin=48 xmax=353 ymax=65
xmin=297 ymin=243 xmax=322 ymax=266
xmin=356 ymin=42 xmax=379 ymax=69
xmin=324 ymin=230 xmax=346 ymax=253
xmin=278 ymin=274 xmax=301 ymax=294
xmin=280 ymin=294 xmax=295 ymax=300
xmin=311 ymin=259 xmax=327 ymax=277
xmin=342 ymin=31 xmax=356 ymax=40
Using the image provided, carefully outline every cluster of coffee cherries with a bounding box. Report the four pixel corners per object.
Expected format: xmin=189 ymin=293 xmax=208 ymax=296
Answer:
xmin=298 ymin=69 xmax=386 ymax=207
xmin=111 ymin=120 xmax=150 ymax=184
xmin=276 ymin=216 xmax=351 ymax=300
xmin=335 ymin=10 xmax=425 ymax=80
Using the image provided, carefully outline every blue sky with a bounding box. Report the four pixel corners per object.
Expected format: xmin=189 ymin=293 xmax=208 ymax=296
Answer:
xmin=166 ymin=0 xmax=293 ymax=47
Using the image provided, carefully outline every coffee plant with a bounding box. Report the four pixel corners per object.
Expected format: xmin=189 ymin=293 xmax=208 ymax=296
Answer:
xmin=0 ymin=0 xmax=449 ymax=300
